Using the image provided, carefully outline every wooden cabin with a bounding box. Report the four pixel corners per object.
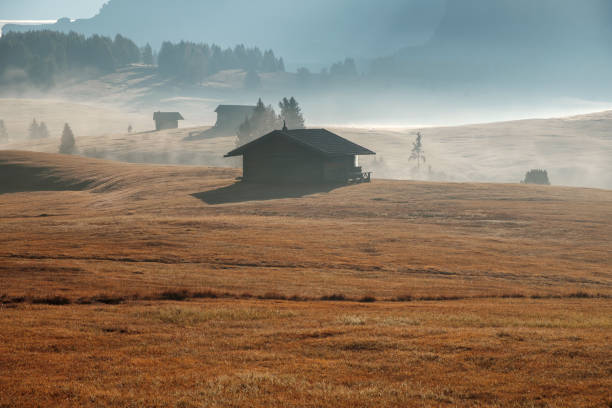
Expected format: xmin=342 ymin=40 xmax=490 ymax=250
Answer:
xmin=153 ymin=111 xmax=184 ymax=131
xmin=225 ymin=126 xmax=375 ymax=184
xmin=214 ymin=105 xmax=255 ymax=132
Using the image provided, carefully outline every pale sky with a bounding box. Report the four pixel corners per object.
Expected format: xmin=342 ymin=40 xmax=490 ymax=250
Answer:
xmin=0 ymin=0 xmax=107 ymax=20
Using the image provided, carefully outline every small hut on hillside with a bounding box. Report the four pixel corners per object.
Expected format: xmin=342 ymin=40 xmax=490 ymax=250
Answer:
xmin=225 ymin=125 xmax=375 ymax=184
xmin=184 ymin=105 xmax=256 ymax=141
xmin=153 ymin=111 xmax=184 ymax=131
xmin=213 ymin=105 xmax=255 ymax=133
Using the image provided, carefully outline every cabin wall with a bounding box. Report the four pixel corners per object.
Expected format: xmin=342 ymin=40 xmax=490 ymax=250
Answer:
xmin=215 ymin=111 xmax=254 ymax=130
xmin=323 ymin=156 xmax=357 ymax=182
xmin=155 ymin=119 xmax=179 ymax=131
xmin=242 ymin=135 xmax=325 ymax=183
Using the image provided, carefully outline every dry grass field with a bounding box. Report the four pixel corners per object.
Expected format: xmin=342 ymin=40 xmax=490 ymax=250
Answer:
xmin=1 ymin=151 xmax=611 ymax=407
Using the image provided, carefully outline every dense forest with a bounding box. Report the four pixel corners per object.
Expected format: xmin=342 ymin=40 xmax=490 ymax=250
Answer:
xmin=0 ymin=30 xmax=140 ymax=87
xmin=157 ymin=41 xmax=285 ymax=84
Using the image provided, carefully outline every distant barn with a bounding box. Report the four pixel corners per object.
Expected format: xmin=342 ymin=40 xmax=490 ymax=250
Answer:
xmin=153 ymin=111 xmax=184 ymax=131
xmin=214 ymin=105 xmax=255 ymax=133
xmin=225 ymin=125 xmax=375 ymax=184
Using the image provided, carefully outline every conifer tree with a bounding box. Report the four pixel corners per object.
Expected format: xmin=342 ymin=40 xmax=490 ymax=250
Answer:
xmin=28 ymin=118 xmax=39 ymax=139
xmin=0 ymin=120 xmax=8 ymax=142
xmin=409 ymin=132 xmax=426 ymax=170
xmin=38 ymin=122 xmax=50 ymax=139
xmin=279 ymin=97 xmax=305 ymax=129
xmin=142 ymin=43 xmax=154 ymax=65
xmin=236 ymin=98 xmax=281 ymax=145
xmin=59 ymin=123 xmax=76 ymax=154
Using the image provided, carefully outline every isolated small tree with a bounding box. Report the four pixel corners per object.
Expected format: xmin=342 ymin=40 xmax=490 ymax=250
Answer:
xmin=522 ymin=169 xmax=550 ymax=185
xmin=0 ymin=120 xmax=8 ymax=142
xmin=59 ymin=123 xmax=76 ymax=154
xmin=279 ymin=97 xmax=305 ymax=129
xmin=409 ymin=132 xmax=426 ymax=170
xmin=244 ymin=69 xmax=261 ymax=90
xmin=142 ymin=43 xmax=154 ymax=65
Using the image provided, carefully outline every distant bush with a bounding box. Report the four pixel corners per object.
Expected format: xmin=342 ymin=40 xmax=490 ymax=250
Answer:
xmin=159 ymin=289 xmax=190 ymax=301
xmin=32 ymin=296 xmax=71 ymax=305
xmin=522 ymin=169 xmax=550 ymax=185
xmin=320 ymin=294 xmax=348 ymax=301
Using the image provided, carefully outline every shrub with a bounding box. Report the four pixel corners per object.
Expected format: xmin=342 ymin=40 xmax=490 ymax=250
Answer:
xmin=522 ymin=169 xmax=550 ymax=185
xmin=32 ymin=296 xmax=71 ymax=305
xmin=159 ymin=289 xmax=190 ymax=301
xmin=192 ymin=289 xmax=219 ymax=299
xmin=393 ymin=294 xmax=413 ymax=302
xmin=320 ymin=293 xmax=348 ymax=301
xmin=258 ymin=292 xmax=288 ymax=300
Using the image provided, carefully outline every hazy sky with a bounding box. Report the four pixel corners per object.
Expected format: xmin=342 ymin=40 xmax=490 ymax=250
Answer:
xmin=0 ymin=0 xmax=106 ymax=19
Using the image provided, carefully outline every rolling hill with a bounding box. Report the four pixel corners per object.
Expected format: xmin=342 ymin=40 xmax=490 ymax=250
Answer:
xmin=2 ymin=97 xmax=611 ymax=190
xmin=1 ymin=150 xmax=610 ymax=407
xmin=1 ymin=149 xmax=610 ymax=299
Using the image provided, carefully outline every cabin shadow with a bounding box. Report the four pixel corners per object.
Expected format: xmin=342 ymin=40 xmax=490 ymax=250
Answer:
xmin=192 ymin=181 xmax=341 ymax=204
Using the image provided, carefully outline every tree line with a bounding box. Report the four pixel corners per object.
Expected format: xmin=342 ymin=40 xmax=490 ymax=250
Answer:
xmin=0 ymin=30 xmax=361 ymax=90
xmin=158 ymin=41 xmax=285 ymax=84
xmin=0 ymin=30 xmax=141 ymax=87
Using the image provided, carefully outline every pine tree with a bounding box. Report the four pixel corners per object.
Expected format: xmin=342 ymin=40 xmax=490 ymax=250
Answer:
xmin=142 ymin=43 xmax=154 ymax=65
xmin=38 ymin=122 xmax=50 ymax=139
xmin=0 ymin=120 xmax=8 ymax=142
xmin=279 ymin=97 xmax=305 ymax=129
xmin=409 ymin=132 xmax=426 ymax=170
xmin=59 ymin=123 xmax=76 ymax=154
xmin=236 ymin=98 xmax=281 ymax=145
xmin=28 ymin=118 xmax=39 ymax=139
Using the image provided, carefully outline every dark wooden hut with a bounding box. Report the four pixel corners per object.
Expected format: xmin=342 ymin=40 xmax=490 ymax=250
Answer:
xmin=153 ymin=111 xmax=184 ymax=131
xmin=225 ymin=126 xmax=375 ymax=184
xmin=214 ymin=105 xmax=255 ymax=132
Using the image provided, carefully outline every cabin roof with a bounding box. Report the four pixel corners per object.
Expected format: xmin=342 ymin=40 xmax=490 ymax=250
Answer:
xmin=215 ymin=105 xmax=256 ymax=113
xmin=153 ymin=112 xmax=184 ymax=121
xmin=225 ymin=128 xmax=375 ymax=157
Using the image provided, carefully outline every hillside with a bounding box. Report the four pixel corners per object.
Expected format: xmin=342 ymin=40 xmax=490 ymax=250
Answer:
xmin=1 ymin=151 xmax=611 ymax=407
xmin=1 ymin=150 xmax=610 ymax=299
xmin=2 ymin=97 xmax=611 ymax=189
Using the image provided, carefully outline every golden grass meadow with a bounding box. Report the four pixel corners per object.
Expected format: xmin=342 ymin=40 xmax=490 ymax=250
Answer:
xmin=1 ymin=150 xmax=611 ymax=407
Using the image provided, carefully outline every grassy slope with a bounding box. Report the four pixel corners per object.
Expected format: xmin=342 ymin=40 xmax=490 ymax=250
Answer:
xmin=2 ymin=96 xmax=611 ymax=189
xmin=0 ymin=151 xmax=611 ymax=407
xmin=0 ymin=150 xmax=610 ymax=299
